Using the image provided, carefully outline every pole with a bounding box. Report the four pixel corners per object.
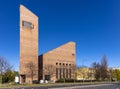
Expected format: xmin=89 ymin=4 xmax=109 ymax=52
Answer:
xmin=0 ymin=75 xmax=2 ymax=85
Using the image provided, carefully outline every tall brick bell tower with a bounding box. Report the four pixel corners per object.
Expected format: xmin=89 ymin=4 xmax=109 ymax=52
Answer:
xmin=20 ymin=5 xmax=38 ymax=84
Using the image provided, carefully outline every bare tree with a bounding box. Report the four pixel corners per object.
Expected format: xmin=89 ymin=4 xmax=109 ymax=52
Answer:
xmin=70 ymin=64 xmax=77 ymax=83
xmin=0 ymin=56 xmax=12 ymax=84
xmin=92 ymin=55 xmax=108 ymax=81
xmin=25 ymin=61 xmax=37 ymax=83
xmin=43 ymin=64 xmax=56 ymax=81
xmin=92 ymin=62 xmax=101 ymax=81
xmin=100 ymin=55 xmax=108 ymax=80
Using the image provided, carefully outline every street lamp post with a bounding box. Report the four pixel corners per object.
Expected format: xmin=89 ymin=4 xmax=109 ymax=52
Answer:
xmin=108 ymin=71 xmax=111 ymax=82
xmin=89 ymin=70 xmax=92 ymax=84
xmin=81 ymin=59 xmax=87 ymax=84
xmin=82 ymin=69 xmax=84 ymax=83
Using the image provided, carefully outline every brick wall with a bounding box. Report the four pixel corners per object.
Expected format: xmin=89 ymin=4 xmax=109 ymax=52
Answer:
xmin=39 ymin=42 xmax=76 ymax=81
xmin=20 ymin=5 xmax=38 ymax=84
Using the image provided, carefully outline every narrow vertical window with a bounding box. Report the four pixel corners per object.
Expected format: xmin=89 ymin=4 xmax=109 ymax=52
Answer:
xmin=69 ymin=69 xmax=71 ymax=78
xmin=66 ymin=69 xmax=68 ymax=78
xmin=63 ymin=68 xmax=65 ymax=78
xmin=60 ymin=68 xmax=62 ymax=79
xmin=56 ymin=68 xmax=58 ymax=79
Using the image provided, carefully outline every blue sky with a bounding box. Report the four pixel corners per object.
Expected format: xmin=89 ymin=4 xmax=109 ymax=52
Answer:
xmin=0 ymin=0 xmax=120 ymax=71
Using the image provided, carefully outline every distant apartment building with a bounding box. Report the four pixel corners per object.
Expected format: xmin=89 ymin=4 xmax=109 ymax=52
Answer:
xmin=19 ymin=5 xmax=76 ymax=84
xmin=112 ymin=67 xmax=120 ymax=70
xmin=76 ymin=67 xmax=95 ymax=80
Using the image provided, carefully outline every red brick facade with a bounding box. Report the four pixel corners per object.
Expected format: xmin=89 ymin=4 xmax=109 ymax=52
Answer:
xmin=20 ymin=5 xmax=38 ymax=84
xmin=20 ymin=5 xmax=76 ymax=84
xmin=39 ymin=42 xmax=76 ymax=81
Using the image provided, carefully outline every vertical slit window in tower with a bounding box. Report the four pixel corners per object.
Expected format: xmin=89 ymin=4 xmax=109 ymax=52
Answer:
xmin=22 ymin=21 xmax=34 ymax=29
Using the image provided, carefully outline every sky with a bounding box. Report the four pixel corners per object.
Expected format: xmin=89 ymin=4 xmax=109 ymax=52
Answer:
xmin=0 ymin=0 xmax=120 ymax=71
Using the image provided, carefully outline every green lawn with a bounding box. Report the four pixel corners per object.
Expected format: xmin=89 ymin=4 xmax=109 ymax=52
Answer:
xmin=0 ymin=81 xmax=118 ymax=88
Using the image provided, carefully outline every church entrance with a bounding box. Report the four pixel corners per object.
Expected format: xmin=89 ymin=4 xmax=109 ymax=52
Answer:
xmin=21 ymin=75 xmax=26 ymax=84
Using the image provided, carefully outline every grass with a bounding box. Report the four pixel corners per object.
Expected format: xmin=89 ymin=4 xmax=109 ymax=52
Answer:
xmin=0 ymin=81 xmax=119 ymax=88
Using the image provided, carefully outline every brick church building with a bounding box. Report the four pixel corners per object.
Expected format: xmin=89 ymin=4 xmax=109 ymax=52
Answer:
xmin=19 ymin=5 xmax=76 ymax=84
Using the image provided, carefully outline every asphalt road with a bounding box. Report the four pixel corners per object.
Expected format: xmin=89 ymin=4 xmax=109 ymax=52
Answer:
xmin=1 ymin=83 xmax=120 ymax=89
xmin=49 ymin=84 xmax=120 ymax=89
